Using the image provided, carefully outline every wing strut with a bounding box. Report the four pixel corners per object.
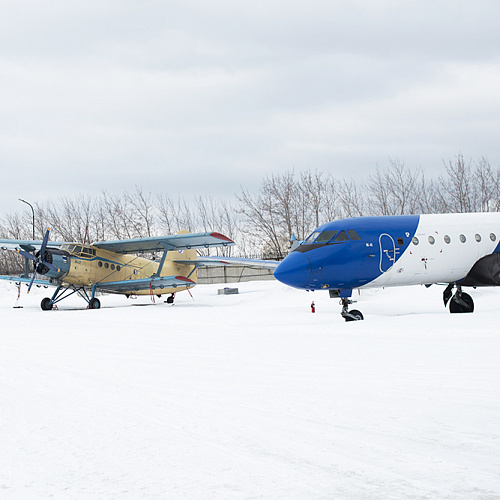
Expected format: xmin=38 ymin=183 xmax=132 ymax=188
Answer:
xmin=152 ymin=243 xmax=169 ymax=278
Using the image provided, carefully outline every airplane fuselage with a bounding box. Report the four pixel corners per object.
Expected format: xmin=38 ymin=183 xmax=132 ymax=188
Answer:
xmin=41 ymin=243 xmax=197 ymax=295
xmin=274 ymin=213 xmax=500 ymax=293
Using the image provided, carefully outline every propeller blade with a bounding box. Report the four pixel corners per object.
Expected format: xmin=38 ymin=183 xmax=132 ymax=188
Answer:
xmin=26 ymin=269 xmax=37 ymax=294
xmin=16 ymin=248 xmax=37 ymax=261
xmin=40 ymin=228 xmax=51 ymax=256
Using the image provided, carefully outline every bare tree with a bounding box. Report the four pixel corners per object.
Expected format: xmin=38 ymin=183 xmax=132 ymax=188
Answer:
xmin=336 ymin=179 xmax=366 ymax=218
xmin=366 ymin=159 xmax=423 ymax=216
xmin=474 ymin=157 xmax=500 ymax=212
xmin=437 ymin=154 xmax=477 ymax=213
xmin=237 ymin=182 xmax=284 ymax=259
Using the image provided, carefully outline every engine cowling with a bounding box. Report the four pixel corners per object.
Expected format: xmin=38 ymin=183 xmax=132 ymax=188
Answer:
xmin=35 ymin=247 xmax=71 ymax=280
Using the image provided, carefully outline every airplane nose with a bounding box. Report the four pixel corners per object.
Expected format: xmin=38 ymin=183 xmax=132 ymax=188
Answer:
xmin=274 ymin=251 xmax=311 ymax=289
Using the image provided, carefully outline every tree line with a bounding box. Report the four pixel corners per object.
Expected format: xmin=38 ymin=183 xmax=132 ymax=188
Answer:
xmin=1 ymin=154 xmax=500 ymax=274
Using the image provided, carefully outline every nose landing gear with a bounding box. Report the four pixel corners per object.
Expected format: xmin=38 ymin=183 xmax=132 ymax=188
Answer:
xmin=340 ymin=297 xmax=364 ymax=322
xmin=330 ymin=290 xmax=364 ymax=322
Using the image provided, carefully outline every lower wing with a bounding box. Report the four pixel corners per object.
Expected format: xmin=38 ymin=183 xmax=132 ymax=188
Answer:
xmin=94 ymin=275 xmax=195 ymax=294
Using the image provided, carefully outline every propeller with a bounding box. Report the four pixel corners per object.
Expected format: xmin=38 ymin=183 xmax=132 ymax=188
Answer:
xmin=16 ymin=228 xmax=60 ymax=293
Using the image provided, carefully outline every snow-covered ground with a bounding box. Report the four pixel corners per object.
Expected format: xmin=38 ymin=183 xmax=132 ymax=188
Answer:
xmin=1 ymin=279 xmax=499 ymax=499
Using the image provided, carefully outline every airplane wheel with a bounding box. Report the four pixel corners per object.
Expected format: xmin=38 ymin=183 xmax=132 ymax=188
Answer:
xmin=344 ymin=309 xmax=364 ymax=322
xmin=166 ymin=294 xmax=174 ymax=304
xmin=40 ymin=298 xmax=53 ymax=311
xmin=449 ymin=293 xmax=474 ymax=313
xmin=89 ymin=298 xmax=101 ymax=310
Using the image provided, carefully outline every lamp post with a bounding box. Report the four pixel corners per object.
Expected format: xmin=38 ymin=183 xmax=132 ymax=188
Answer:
xmin=18 ymin=198 xmax=35 ymax=240
xmin=18 ymin=199 xmax=35 ymax=279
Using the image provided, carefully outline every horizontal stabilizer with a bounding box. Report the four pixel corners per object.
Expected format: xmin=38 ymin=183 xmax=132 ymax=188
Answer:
xmin=175 ymin=255 xmax=281 ymax=269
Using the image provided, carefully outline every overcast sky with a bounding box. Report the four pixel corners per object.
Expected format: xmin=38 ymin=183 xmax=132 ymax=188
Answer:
xmin=1 ymin=0 xmax=500 ymax=215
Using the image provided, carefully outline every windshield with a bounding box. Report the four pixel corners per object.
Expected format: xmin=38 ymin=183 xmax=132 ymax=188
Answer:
xmin=315 ymin=230 xmax=338 ymax=243
xmin=303 ymin=231 xmax=321 ymax=244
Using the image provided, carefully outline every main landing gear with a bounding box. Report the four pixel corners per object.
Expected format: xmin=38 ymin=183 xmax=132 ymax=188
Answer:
xmin=443 ymin=284 xmax=474 ymax=314
xmin=39 ymin=284 xmax=101 ymax=310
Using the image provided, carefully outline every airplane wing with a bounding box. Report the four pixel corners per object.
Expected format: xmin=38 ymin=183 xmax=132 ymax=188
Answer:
xmin=92 ymin=232 xmax=234 ymax=254
xmin=0 ymin=275 xmax=54 ymax=287
xmin=175 ymin=255 xmax=281 ymax=269
xmin=0 ymin=239 xmax=69 ymax=252
xmin=94 ymin=275 xmax=195 ymax=294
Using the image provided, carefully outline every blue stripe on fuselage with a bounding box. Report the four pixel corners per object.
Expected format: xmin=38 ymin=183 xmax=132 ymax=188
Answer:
xmin=274 ymin=215 xmax=420 ymax=291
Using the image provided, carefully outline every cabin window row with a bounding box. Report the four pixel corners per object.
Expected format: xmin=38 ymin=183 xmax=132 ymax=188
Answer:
xmin=412 ymin=233 xmax=497 ymax=246
xmin=97 ymin=261 xmax=121 ymax=271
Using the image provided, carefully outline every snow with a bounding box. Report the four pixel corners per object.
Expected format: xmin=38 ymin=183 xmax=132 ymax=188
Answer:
xmin=1 ymin=280 xmax=499 ymax=499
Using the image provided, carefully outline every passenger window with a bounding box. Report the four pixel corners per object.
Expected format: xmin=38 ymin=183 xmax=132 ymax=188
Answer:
xmin=347 ymin=230 xmax=361 ymax=240
xmin=444 ymin=235 xmax=451 ymax=244
xmin=104 ymin=262 xmax=109 ymax=269
xmin=475 ymin=234 xmax=481 ymax=242
xmin=98 ymin=261 xmax=103 ymax=267
xmin=333 ymin=230 xmax=349 ymax=242
xmin=428 ymin=236 xmax=435 ymax=245
xmin=412 ymin=237 xmax=419 ymax=245
xmin=491 ymin=233 xmax=497 ymax=242
xmin=397 ymin=238 xmax=404 ymax=246
xmin=111 ymin=264 xmax=115 ymax=270
xmin=460 ymin=234 xmax=466 ymax=243
xmin=117 ymin=265 xmax=121 ymax=271
xmin=316 ymin=230 xmax=338 ymax=243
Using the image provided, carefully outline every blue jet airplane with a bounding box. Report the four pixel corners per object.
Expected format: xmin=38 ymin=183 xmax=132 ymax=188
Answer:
xmin=273 ymin=213 xmax=500 ymax=321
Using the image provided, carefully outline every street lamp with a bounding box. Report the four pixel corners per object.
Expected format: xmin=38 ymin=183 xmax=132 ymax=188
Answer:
xmin=18 ymin=198 xmax=36 ymax=279
xmin=18 ymin=198 xmax=35 ymax=240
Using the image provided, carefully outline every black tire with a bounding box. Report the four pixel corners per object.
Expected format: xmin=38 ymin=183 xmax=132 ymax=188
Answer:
xmin=89 ymin=298 xmax=101 ymax=310
xmin=166 ymin=295 xmax=174 ymax=304
xmin=449 ymin=292 xmax=474 ymax=313
xmin=40 ymin=297 xmax=53 ymax=311
xmin=344 ymin=309 xmax=364 ymax=322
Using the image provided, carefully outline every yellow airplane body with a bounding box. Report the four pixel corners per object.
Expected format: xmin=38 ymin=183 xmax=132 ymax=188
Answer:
xmin=59 ymin=242 xmax=198 ymax=295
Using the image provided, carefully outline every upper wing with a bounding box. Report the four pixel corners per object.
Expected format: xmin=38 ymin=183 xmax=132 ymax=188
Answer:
xmin=94 ymin=275 xmax=195 ymax=294
xmin=0 ymin=239 xmax=69 ymax=252
xmin=175 ymin=255 xmax=281 ymax=269
xmin=92 ymin=232 xmax=234 ymax=254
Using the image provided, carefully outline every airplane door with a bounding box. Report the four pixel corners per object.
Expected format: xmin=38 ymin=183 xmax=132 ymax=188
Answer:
xmin=379 ymin=233 xmax=396 ymax=272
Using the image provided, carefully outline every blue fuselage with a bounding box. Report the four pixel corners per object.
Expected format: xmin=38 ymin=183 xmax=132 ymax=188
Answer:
xmin=273 ymin=214 xmax=500 ymax=294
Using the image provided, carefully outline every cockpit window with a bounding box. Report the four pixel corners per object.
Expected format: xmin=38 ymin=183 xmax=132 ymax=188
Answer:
xmin=333 ymin=230 xmax=349 ymax=242
xmin=81 ymin=246 xmax=96 ymax=257
xmin=315 ymin=230 xmax=338 ymax=243
xmin=347 ymin=230 xmax=361 ymax=240
xmin=303 ymin=231 xmax=321 ymax=244
xmin=61 ymin=244 xmax=96 ymax=257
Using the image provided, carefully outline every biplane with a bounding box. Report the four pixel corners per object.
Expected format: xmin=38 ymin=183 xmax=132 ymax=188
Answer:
xmin=0 ymin=229 xmax=237 ymax=310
